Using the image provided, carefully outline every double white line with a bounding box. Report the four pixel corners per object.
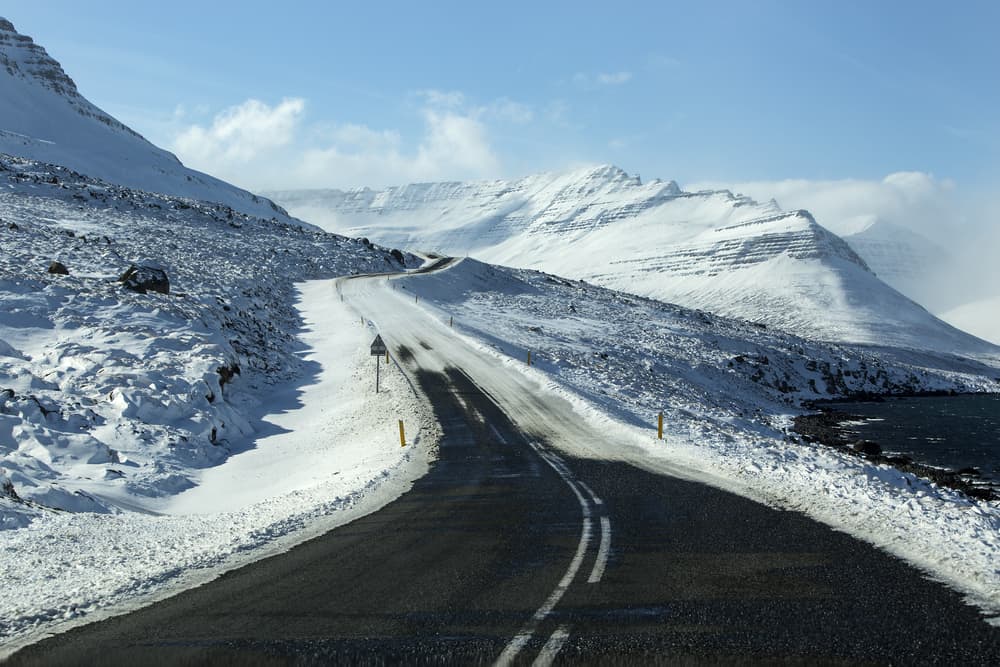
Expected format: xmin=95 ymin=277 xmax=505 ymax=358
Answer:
xmin=494 ymin=441 xmax=611 ymax=666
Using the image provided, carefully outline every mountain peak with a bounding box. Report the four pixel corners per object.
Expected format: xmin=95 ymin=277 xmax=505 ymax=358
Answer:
xmin=0 ymin=18 xmax=299 ymax=223
xmin=0 ymin=17 xmax=84 ymax=102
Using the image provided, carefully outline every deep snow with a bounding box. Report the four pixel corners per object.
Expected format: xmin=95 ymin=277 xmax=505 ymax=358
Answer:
xmin=0 ymin=277 xmax=434 ymax=653
xmin=0 ymin=153 xmax=412 ymax=525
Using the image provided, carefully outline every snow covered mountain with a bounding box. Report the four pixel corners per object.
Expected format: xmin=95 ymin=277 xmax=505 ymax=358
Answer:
xmin=0 ymin=18 xmax=292 ymax=222
xmin=267 ymin=166 xmax=995 ymax=356
xmin=840 ymin=220 xmax=950 ymax=304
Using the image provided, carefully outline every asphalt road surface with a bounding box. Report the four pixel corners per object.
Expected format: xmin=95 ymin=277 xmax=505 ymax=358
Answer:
xmin=8 ymin=267 xmax=1000 ymax=665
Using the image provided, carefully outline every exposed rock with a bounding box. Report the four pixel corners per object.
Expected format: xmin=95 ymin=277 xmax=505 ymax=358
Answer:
xmin=47 ymin=260 xmax=69 ymax=275
xmin=1 ymin=474 xmax=18 ymax=501
xmin=390 ymin=248 xmax=405 ymax=265
xmin=119 ymin=264 xmax=170 ymax=295
xmin=852 ymin=440 xmax=882 ymax=458
xmin=217 ymin=361 xmax=241 ymax=389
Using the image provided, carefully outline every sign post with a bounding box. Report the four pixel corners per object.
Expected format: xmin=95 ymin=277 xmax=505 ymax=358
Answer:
xmin=370 ymin=334 xmax=387 ymax=392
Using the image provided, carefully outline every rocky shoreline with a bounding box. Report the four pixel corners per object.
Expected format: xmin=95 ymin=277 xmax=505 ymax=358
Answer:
xmin=793 ymin=404 xmax=998 ymax=502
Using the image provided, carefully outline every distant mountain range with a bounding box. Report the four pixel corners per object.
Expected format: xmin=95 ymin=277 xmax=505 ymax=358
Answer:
xmin=267 ymin=167 xmax=995 ymax=356
xmin=0 ymin=18 xmax=293 ymax=222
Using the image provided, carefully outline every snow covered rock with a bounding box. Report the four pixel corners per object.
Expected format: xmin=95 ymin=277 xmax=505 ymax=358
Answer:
xmin=46 ymin=260 xmax=68 ymax=275
xmin=119 ymin=264 xmax=170 ymax=295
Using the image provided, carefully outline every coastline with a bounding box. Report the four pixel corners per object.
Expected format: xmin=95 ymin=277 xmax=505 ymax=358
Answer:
xmin=793 ymin=393 xmax=1000 ymax=501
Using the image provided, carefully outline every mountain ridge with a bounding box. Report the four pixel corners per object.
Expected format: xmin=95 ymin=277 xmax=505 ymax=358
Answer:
xmin=268 ymin=166 xmax=996 ymax=358
xmin=0 ymin=18 xmax=298 ymax=224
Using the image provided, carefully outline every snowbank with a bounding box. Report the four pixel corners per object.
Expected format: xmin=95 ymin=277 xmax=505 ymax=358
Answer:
xmin=0 ymin=279 xmax=435 ymax=654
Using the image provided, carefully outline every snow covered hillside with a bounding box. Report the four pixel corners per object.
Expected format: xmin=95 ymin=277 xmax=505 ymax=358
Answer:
xmin=840 ymin=220 xmax=951 ymax=307
xmin=0 ymin=18 xmax=293 ymax=222
xmin=0 ymin=153 xmax=413 ymax=529
xmin=267 ymin=165 xmax=995 ymax=356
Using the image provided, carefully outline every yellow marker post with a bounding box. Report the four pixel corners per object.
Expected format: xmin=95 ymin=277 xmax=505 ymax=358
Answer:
xmin=527 ymin=351 xmax=532 ymax=366
xmin=398 ymin=420 xmax=406 ymax=447
xmin=385 ymin=350 xmax=390 ymax=363
xmin=657 ymin=412 xmax=664 ymax=440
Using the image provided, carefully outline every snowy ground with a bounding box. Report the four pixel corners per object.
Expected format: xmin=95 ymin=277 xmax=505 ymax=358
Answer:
xmin=0 ymin=156 xmax=433 ymax=653
xmin=0 ymin=279 xmax=435 ymax=655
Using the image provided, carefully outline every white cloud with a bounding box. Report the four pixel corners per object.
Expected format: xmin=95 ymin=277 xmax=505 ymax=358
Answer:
xmin=596 ymin=71 xmax=632 ymax=85
xmin=487 ymin=98 xmax=533 ymax=124
xmin=169 ymin=92 xmax=523 ymax=190
xmin=416 ymin=89 xmax=466 ymax=109
xmin=172 ymin=98 xmax=305 ymax=167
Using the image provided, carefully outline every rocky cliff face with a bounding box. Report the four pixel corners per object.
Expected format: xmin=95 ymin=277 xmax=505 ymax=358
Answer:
xmin=0 ymin=19 xmax=148 ymax=143
xmin=269 ymin=166 xmax=993 ymax=356
xmin=0 ymin=18 xmax=297 ymax=223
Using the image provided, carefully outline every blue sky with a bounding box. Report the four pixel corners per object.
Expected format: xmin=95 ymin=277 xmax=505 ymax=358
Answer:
xmin=8 ymin=1 xmax=999 ymax=195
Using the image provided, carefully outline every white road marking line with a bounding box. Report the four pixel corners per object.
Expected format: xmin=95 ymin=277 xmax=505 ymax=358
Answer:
xmin=578 ymin=481 xmax=602 ymax=505
xmin=531 ymin=625 xmax=571 ymax=667
xmin=588 ymin=516 xmax=612 ymax=584
xmin=488 ymin=423 xmax=509 ymax=445
xmin=494 ymin=442 xmax=593 ymax=667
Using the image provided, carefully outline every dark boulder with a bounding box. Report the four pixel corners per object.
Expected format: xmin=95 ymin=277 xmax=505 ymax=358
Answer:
xmin=47 ymin=261 xmax=69 ymax=275
xmin=2 ymin=475 xmax=18 ymax=501
xmin=852 ymin=440 xmax=882 ymax=458
xmin=390 ymin=249 xmax=405 ymax=265
xmin=217 ymin=361 xmax=241 ymax=389
xmin=119 ymin=264 xmax=170 ymax=295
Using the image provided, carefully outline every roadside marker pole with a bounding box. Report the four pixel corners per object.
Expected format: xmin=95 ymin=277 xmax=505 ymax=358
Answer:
xmin=449 ymin=316 xmax=453 ymax=328
xmin=398 ymin=420 xmax=406 ymax=447
xmin=376 ymin=355 xmax=380 ymax=394
xmin=657 ymin=412 xmax=664 ymax=440
xmin=385 ymin=350 xmax=389 ymax=363
xmin=527 ymin=351 xmax=532 ymax=366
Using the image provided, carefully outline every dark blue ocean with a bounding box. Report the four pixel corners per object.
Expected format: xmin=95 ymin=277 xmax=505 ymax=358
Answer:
xmin=834 ymin=394 xmax=1000 ymax=484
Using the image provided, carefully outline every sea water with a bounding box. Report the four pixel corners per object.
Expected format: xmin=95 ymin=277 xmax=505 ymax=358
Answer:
xmin=834 ymin=394 xmax=1000 ymax=484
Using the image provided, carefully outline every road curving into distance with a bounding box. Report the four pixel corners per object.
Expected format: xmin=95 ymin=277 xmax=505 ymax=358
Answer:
xmin=9 ymin=259 xmax=1000 ymax=665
